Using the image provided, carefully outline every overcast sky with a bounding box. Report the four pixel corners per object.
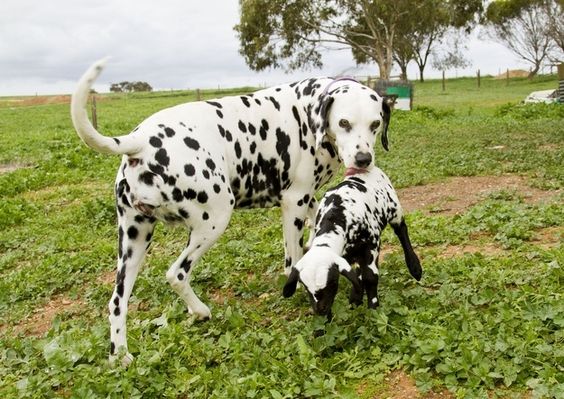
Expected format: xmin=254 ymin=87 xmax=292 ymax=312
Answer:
xmin=1 ymin=0 xmax=534 ymax=96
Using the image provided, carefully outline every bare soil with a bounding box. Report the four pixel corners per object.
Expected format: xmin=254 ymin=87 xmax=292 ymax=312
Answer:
xmin=360 ymin=370 xmax=453 ymax=399
xmin=0 ymin=163 xmax=32 ymax=175
xmin=494 ymin=70 xmax=529 ymax=79
xmin=8 ymin=295 xmax=84 ymax=337
xmin=0 ymin=95 xmax=71 ymax=108
xmin=397 ymin=175 xmax=560 ymax=216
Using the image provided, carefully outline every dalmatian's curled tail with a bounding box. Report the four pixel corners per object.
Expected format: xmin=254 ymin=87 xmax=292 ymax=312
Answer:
xmin=70 ymin=58 xmax=142 ymax=156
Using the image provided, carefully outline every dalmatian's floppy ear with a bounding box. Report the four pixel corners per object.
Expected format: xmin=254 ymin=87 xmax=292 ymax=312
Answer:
xmin=334 ymin=256 xmax=362 ymax=293
xmin=309 ymin=95 xmax=335 ymax=150
xmin=380 ymin=96 xmax=394 ymax=152
xmin=282 ymin=267 xmax=300 ymax=298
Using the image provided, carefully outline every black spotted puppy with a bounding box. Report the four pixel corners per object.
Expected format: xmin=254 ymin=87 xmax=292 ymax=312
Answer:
xmin=283 ymin=167 xmax=422 ymax=320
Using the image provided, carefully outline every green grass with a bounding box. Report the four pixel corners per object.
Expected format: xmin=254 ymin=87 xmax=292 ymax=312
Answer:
xmin=0 ymin=75 xmax=563 ymax=398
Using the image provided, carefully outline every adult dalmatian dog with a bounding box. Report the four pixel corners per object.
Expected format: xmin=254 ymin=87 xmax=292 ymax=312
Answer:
xmin=70 ymin=59 xmax=391 ymax=365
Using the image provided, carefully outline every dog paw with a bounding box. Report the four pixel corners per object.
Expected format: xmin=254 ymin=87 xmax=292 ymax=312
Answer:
xmin=109 ymin=352 xmax=134 ymax=367
xmin=188 ymin=304 xmax=211 ymax=320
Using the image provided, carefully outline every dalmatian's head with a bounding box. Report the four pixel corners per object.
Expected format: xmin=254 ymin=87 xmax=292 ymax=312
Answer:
xmin=309 ymin=81 xmax=392 ymax=175
xmin=282 ymin=247 xmax=361 ymax=320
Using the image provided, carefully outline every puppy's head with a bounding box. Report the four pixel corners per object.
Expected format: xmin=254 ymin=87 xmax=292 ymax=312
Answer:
xmin=282 ymin=248 xmax=361 ymax=319
xmin=309 ymin=81 xmax=391 ymax=174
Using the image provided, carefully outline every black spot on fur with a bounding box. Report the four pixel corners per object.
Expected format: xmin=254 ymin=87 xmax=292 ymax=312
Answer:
xmin=269 ymin=96 xmax=281 ymax=110
xmin=259 ymin=119 xmax=269 ymax=140
xmin=164 ymin=127 xmax=175 ymax=137
xmin=217 ymin=124 xmax=226 ymax=138
xmin=294 ymin=218 xmax=304 ymax=230
xmin=184 ymin=189 xmax=197 ymax=200
xmin=149 ymin=136 xmax=162 ymax=148
xmin=216 ymin=110 xmax=223 ymax=118
xmin=206 ymin=158 xmax=216 ymax=171
xmin=172 ymin=188 xmax=184 ymax=202
xmin=238 ymin=120 xmax=247 ymax=133
xmin=234 ymin=141 xmax=242 ymax=158
xmin=155 ymin=148 xmax=170 ymax=167
xmin=139 ymin=171 xmax=156 ymax=185
xmin=178 ymin=208 xmax=189 ymax=218
xmin=241 ymin=96 xmax=251 ymax=107
xmin=184 ymin=164 xmax=195 ymax=176
xmin=180 ymin=259 xmax=192 ymax=272
xmin=206 ymin=101 xmax=222 ymax=108
xmin=202 ymin=212 xmax=209 ymax=220
xmin=197 ymin=191 xmax=208 ymax=204
xmin=213 ymin=184 xmax=221 ymax=193
xmin=184 ymin=137 xmax=200 ymax=150
xmin=127 ymin=226 xmax=139 ymax=240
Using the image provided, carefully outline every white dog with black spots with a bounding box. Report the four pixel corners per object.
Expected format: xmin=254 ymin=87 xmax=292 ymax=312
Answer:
xmin=283 ymin=167 xmax=422 ymax=321
xmin=70 ymin=59 xmax=392 ymax=365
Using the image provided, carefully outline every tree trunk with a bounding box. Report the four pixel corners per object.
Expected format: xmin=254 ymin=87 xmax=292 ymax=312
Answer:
xmin=419 ymin=65 xmax=425 ymax=82
xmin=399 ymin=64 xmax=408 ymax=81
xmin=528 ymin=63 xmax=540 ymax=79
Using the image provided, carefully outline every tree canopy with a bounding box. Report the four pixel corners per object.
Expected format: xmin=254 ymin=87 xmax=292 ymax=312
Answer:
xmin=486 ymin=0 xmax=562 ymax=77
xmin=235 ymin=0 xmax=482 ymax=80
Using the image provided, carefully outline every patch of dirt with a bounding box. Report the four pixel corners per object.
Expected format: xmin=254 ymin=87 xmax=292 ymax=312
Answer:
xmin=398 ymin=175 xmax=559 ymax=216
xmin=0 ymin=163 xmax=31 ymax=175
xmin=364 ymin=370 xmax=453 ymax=399
xmin=494 ymin=69 xmax=529 ymax=79
xmin=9 ymin=295 xmax=84 ymax=337
xmin=1 ymin=95 xmax=71 ymax=108
xmin=97 ymin=269 xmax=116 ymax=286
xmin=436 ymin=242 xmax=505 ymax=259
xmin=531 ymin=226 xmax=562 ymax=249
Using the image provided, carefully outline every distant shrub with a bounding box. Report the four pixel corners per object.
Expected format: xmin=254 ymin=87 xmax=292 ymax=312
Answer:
xmin=411 ymin=105 xmax=455 ymax=119
xmin=495 ymin=103 xmax=564 ymax=119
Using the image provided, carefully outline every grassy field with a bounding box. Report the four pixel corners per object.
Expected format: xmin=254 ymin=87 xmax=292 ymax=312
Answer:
xmin=0 ymin=75 xmax=562 ymax=398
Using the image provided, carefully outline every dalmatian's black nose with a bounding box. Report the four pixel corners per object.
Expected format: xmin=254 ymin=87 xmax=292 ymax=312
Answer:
xmin=354 ymin=152 xmax=372 ymax=168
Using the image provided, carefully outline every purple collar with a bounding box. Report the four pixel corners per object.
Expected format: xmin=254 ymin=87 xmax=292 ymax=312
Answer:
xmin=322 ymin=76 xmax=360 ymax=96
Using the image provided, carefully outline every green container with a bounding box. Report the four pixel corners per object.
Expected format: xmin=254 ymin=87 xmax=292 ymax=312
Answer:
xmin=386 ymin=86 xmax=411 ymax=98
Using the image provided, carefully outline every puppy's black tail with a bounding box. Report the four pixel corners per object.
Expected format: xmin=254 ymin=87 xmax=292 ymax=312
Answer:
xmin=392 ymin=219 xmax=422 ymax=281
xmin=70 ymin=58 xmax=142 ymax=156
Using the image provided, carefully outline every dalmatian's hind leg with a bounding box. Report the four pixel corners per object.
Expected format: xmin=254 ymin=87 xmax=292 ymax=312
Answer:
xmin=109 ymin=186 xmax=156 ymax=366
xmin=165 ymin=206 xmax=233 ymax=319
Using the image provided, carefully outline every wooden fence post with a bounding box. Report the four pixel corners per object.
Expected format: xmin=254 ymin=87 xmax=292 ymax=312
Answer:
xmin=442 ymin=70 xmax=445 ymax=92
xmin=196 ymin=89 xmax=201 ymax=101
xmin=506 ymin=69 xmax=509 ymax=86
xmin=477 ymin=69 xmax=481 ymax=88
xmin=91 ymin=95 xmax=97 ymax=130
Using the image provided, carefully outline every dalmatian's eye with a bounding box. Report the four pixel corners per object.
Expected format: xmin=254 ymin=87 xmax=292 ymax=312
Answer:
xmin=370 ymin=120 xmax=381 ymax=132
xmin=339 ymin=119 xmax=351 ymax=130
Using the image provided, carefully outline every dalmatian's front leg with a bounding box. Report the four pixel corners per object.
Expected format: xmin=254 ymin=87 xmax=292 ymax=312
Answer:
xmin=281 ymin=193 xmax=311 ymax=275
xmin=362 ymin=249 xmax=380 ymax=309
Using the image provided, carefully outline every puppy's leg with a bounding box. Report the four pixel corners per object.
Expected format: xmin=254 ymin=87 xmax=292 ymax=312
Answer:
xmin=166 ymin=208 xmax=232 ymax=319
xmin=281 ymin=195 xmax=310 ymax=275
xmin=361 ymin=248 xmax=380 ymax=309
xmin=391 ymin=219 xmax=422 ymax=281
xmin=304 ymin=198 xmax=318 ymax=251
xmin=348 ymin=266 xmax=364 ymax=307
xmin=109 ymin=197 xmax=156 ymax=366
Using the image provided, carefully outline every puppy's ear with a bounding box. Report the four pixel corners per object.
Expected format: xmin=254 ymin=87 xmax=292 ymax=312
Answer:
xmin=308 ymin=95 xmax=334 ymax=150
xmin=282 ymin=267 xmax=300 ymax=298
xmin=380 ymin=96 xmax=394 ymax=151
xmin=334 ymin=257 xmax=362 ymax=294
